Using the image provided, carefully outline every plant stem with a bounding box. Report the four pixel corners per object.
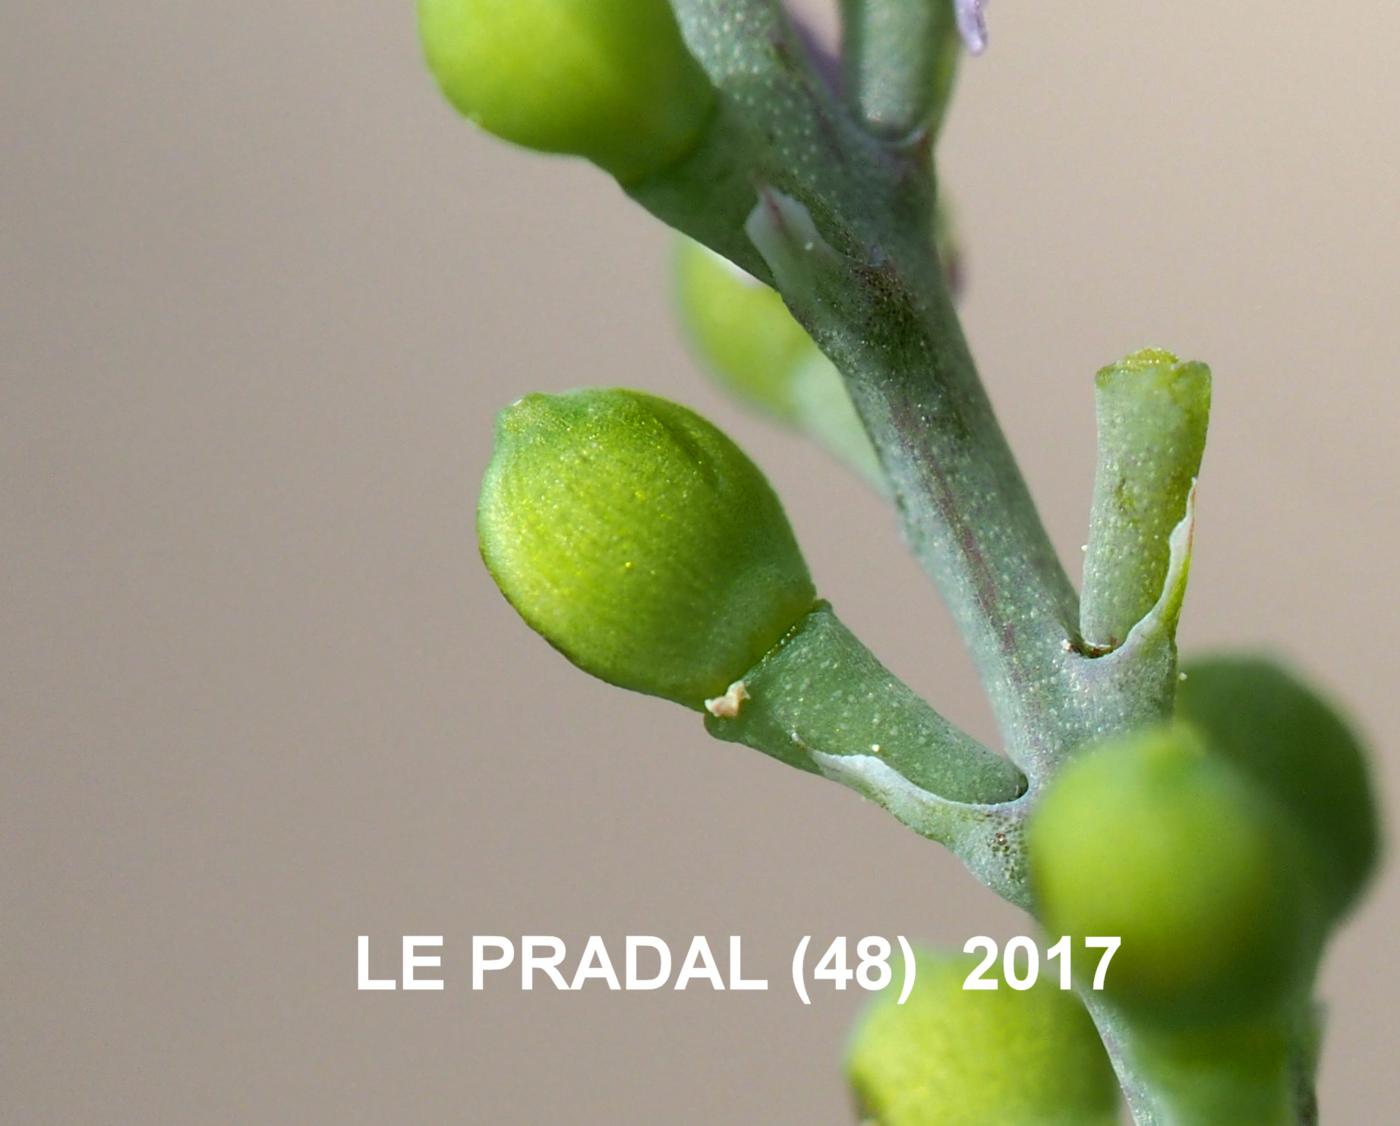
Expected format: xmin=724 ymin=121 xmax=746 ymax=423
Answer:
xmin=628 ymin=5 xmax=1291 ymax=1118
xmin=646 ymin=0 xmax=1096 ymax=773
xmin=1083 ymin=991 xmax=1319 ymax=1126
xmin=839 ymin=0 xmax=961 ymax=138
xmin=1080 ymin=993 xmax=1170 ymax=1125
xmin=745 ymin=187 xmax=1083 ymax=773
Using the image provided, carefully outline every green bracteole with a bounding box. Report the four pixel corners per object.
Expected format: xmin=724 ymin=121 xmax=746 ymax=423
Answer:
xmin=1081 ymin=349 xmax=1211 ymax=652
xmin=1028 ymin=725 xmax=1320 ymax=1028
xmin=703 ymin=603 xmax=1023 ymax=803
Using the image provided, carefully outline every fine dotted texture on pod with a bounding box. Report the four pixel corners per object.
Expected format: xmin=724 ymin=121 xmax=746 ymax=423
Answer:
xmin=1177 ymin=654 xmax=1381 ymax=921
xmin=1028 ymin=727 xmax=1317 ymax=1027
xmin=847 ymin=949 xmax=1119 ymax=1126
xmin=418 ymin=0 xmax=715 ymax=183
xmin=478 ymin=389 xmax=816 ymax=711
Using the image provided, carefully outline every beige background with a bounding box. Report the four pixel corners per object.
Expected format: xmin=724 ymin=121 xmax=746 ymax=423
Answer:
xmin=5 ymin=1 xmax=1397 ymax=1121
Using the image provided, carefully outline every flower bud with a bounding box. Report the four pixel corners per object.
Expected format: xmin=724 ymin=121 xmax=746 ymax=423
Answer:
xmin=1029 ymin=727 xmax=1317 ymax=1026
xmin=418 ymin=0 xmax=716 ymax=183
xmin=478 ymin=389 xmax=816 ymax=710
xmin=847 ymin=948 xmax=1119 ymax=1126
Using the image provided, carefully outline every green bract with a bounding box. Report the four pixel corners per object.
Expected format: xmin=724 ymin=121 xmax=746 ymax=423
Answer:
xmin=1178 ymin=654 xmax=1381 ymax=920
xmin=418 ymin=0 xmax=715 ymax=183
xmin=1080 ymin=348 xmax=1211 ymax=650
xmin=847 ymin=949 xmax=1119 ymax=1125
xmin=478 ymin=389 xmax=816 ymax=710
xmin=1028 ymin=727 xmax=1317 ymax=1026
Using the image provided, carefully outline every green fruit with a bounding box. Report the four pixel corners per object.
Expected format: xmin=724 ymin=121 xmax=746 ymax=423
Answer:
xmin=847 ymin=949 xmax=1119 ymax=1126
xmin=419 ymin=0 xmax=715 ymax=183
xmin=672 ymin=239 xmax=883 ymax=486
xmin=673 ymin=238 xmax=817 ymax=424
xmin=1178 ymin=654 xmax=1380 ymax=920
xmin=478 ymin=389 xmax=816 ymax=710
xmin=1028 ymin=727 xmax=1317 ymax=1026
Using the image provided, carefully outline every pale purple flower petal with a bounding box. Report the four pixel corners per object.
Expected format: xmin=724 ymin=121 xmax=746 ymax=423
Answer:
xmin=955 ymin=0 xmax=988 ymax=55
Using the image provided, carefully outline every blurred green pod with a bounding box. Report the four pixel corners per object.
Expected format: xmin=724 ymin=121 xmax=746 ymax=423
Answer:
xmin=1028 ymin=726 xmax=1318 ymax=1026
xmin=1178 ymin=654 xmax=1381 ymax=920
xmin=674 ymin=238 xmax=816 ymax=425
xmin=673 ymin=238 xmax=883 ymax=486
xmin=847 ymin=947 xmax=1119 ymax=1125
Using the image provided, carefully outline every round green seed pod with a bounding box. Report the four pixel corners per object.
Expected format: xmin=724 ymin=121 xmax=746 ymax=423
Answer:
xmin=1028 ymin=727 xmax=1318 ymax=1027
xmin=478 ymin=389 xmax=816 ymax=710
xmin=418 ymin=0 xmax=716 ymax=183
xmin=847 ymin=949 xmax=1119 ymax=1126
xmin=1177 ymin=653 xmax=1380 ymax=921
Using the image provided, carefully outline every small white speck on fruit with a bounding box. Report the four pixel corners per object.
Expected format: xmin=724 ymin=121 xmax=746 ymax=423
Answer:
xmin=1178 ymin=671 xmax=1188 ymax=682
xmin=705 ymin=680 xmax=750 ymax=719
xmin=870 ymin=743 xmax=882 ymax=754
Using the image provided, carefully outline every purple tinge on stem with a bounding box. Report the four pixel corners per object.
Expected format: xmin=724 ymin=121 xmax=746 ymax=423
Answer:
xmin=789 ymin=9 xmax=841 ymax=93
xmin=954 ymin=0 xmax=988 ymax=55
